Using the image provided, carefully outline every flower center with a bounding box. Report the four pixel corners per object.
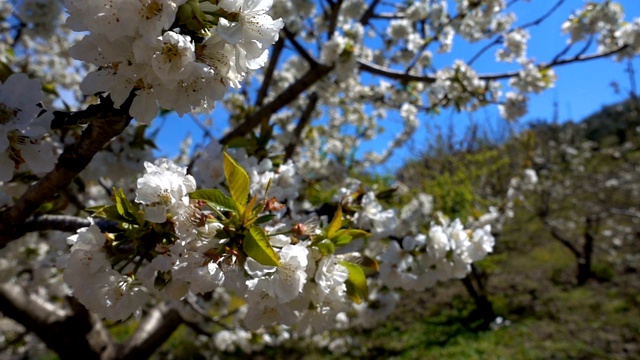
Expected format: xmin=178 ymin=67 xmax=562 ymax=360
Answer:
xmin=140 ymin=0 xmax=163 ymax=20
xmin=0 ymin=103 xmax=18 ymax=125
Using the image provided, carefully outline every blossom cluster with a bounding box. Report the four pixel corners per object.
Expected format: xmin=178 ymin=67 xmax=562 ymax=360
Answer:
xmin=57 ymin=157 xmax=349 ymax=328
xmin=378 ymin=219 xmax=494 ymax=292
xmin=57 ymin=154 xmax=495 ymax=335
xmin=66 ymin=0 xmax=283 ymax=123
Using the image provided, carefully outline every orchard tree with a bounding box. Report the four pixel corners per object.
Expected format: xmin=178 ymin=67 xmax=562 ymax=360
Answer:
xmin=520 ymin=106 xmax=640 ymax=285
xmin=0 ymin=0 xmax=638 ymax=358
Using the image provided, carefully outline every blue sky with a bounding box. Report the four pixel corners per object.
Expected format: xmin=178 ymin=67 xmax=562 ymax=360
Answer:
xmin=152 ymin=0 xmax=640 ymax=170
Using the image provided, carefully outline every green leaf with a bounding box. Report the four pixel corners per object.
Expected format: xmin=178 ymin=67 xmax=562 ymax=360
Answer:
xmin=351 ymin=254 xmax=380 ymax=277
xmin=326 ymin=206 xmax=343 ymax=238
xmin=190 ymin=189 xmax=238 ymax=213
xmin=0 ymin=61 xmax=13 ymax=83
xmin=253 ymin=213 xmax=277 ymax=225
xmin=226 ymin=137 xmax=252 ymax=149
xmin=340 ymin=261 xmax=369 ymax=304
xmin=332 ymin=234 xmax=352 ymax=246
xmin=89 ymin=205 xmax=131 ymax=224
xmin=375 ymin=187 xmax=397 ymax=200
xmin=112 ymin=188 xmax=137 ymax=221
xmin=317 ymin=239 xmax=335 ymax=256
xmin=42 ymin=82 xmax=58 ymax=96
xmin=332 ymin=229 xmax=370 ymax=246
xmin=244 ymin=226 xmax=280 ymax=266
xmin=223 ymin=152 xmax=250 ymax=214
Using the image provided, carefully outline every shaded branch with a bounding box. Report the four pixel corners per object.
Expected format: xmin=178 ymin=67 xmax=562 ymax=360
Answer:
xmin=0 ymin=96 xmax=132 ymax=248
xmin=4 ymin=214 xmax=120 ymax=240
xmin=116 ymin=303 xmax=183 ymax=360
xmin=543 ymin=219 xmax=581 ymax=258
xmin=0 ymin=283 xmax=114 ymax=359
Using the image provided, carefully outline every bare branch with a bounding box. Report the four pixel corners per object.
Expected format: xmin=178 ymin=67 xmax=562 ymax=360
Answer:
xmin=220 ymin=64 xmax=332 ymax=144
xmin=359 ymin=0 xmax=383 ymax=26
xmin=479 ymin=45 xmax=630 ymax=81
xmin=327 ymin=0 xmax=344 ymax=40
xmin=283 ymin=27 xmax=319 ymax=67
xmin=255 ymin=35 xmax=285 ymax=107
xmin=519 ymin=0 xmax=566 ymax=29
xmin=285 ymin=92 xmax=319 ymax=161
xmin=357 ymin=59 xmax=436 ymax=83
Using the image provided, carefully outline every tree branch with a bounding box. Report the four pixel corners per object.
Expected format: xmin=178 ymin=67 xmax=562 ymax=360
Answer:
xmin=357 ymin=59 xmax=436 ymax=83
xmin=115 ymin=303 xmax=183 ymax=360
xmin=542 ymin=219 xmax=581 ymax=258
xmin=359 ymin=0 xmax=384 ymax=26
xmin=284 ymin=92 xmax=319 ymax=161
xmin=480 ymin=45 xmax=630 ymax=81
xmin=0 ymin=96 xmax=132 ymax=248
xmin=2 ymin=214 xmax=119 ymax=240
xmin=361 ymin=45 xmax=629 ymax=85
xmin=0 ymin=283 xmax=114 ymax=359
xmin=255 ymin=34 xmax=285 ymax=107
xmin=327 ymin=0 xmax=344 ymax=40
xmin=220 ymin=64 xmax=332 ymax=144
xmin=283 ymin=27 xmax=319 ymax=67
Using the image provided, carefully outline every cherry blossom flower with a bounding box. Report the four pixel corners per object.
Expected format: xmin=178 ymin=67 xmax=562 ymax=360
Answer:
xmin=0 ymin=73 xmax=55 ymax=181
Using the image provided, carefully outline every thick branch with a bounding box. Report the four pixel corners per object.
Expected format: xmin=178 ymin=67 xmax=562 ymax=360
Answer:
xmin=326 ymin=0 xmax=344 ymax=40
xmin=7 ymin=214 xmax=119 ymax=238
xmin=115 ymin=303 xmax=183 ymax=360
xmin=0 ymin=96 xmax=132 ymax=248
xmin=0 ymin=283 xmax=113 ymax=359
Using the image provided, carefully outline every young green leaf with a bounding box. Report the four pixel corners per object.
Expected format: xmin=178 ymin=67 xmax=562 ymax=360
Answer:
xmin=190 ymin=189 xmax=238 ymax=213
xmin=326 ymin=205 xmax=343 ymax=238
xmin=340 ymin=261 xmax=369 ymax=304
xmin=223 ymin=151 xmax=250 ymax=214
xmin=253 ymin=213 xmax=277 ymax=225
xmin=244 ymin=226 xmax=280 ymax=266
xmin=88 ymin=205 xmax=131 ymax=224
xmin=317 ymin=239 xmax=335 ymax=256
xmin=112 ymin=188 xmax=137 ymax=221
xmin=332 ymin=229 xmax=370 ymax=246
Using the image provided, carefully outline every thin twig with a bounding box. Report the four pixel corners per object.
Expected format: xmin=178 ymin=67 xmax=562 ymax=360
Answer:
xmin=284 ymin=92 xmax=319 ymax=161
